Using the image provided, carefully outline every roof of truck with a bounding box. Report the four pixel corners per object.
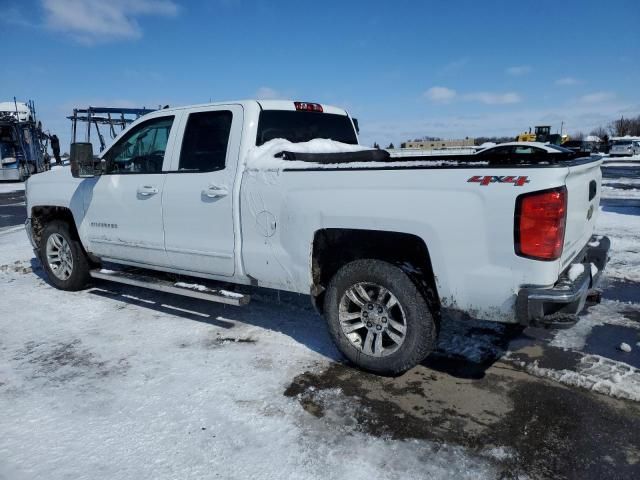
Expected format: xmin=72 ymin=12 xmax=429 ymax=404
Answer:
xmin=159 ymin=100 xmax=349 ymax=116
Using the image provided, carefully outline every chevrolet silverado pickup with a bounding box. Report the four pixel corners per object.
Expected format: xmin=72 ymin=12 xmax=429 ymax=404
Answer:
xmin=24 ymin=100 xmax=610 ymax=374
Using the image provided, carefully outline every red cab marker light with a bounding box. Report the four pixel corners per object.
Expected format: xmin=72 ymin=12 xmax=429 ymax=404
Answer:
xmin=294 ymin=102 xmax=323 ymax=113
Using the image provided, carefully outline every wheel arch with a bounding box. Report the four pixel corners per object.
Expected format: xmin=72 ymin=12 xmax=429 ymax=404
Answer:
xmin=311 ymin=228 xmax=440 ymax=317
xmin=30 ymin=205 xmax=82 ymax=250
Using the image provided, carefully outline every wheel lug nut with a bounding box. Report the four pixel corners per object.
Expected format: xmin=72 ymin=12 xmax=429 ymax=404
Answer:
xmin=363 ymin=312 xmax=368 ymax=318
xmin=366 ymin=322 xmax=372 ymax=328
xmin=378 ymin=307 xmax=383 ymax=314
xmin=368 ymin=304 xmax=373 ymax=310
xmin=376 ymin=325 xmax=382 ymax=331
xmin=382 ymin=317 xmax=387 ymax=323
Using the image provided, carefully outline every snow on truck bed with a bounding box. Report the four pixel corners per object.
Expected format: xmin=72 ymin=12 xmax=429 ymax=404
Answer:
xmin=245 ymin=138 xmax=478 ymax=170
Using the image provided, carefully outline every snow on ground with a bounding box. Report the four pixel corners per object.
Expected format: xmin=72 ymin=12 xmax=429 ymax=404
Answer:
xmin=602 ymin=154 xmax=640 ymax=162
xmin=551 ymin=300 xmax=640 ymax=350
xmin=526 ymin=354 xmax=640 ymax=402
xmin=0 ymin=228 xmax=497 ymax=479
xmin=0 ymin=181 xmax=24 ymax=194
xmin=601 ymin=185 xmax=640 ymax=199
xmin=595 ymin=207 xmax=640 ymax=282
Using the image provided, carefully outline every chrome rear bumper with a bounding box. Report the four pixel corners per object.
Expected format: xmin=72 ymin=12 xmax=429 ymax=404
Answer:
xmin=516 ymin=235 xmax=610 ymax=327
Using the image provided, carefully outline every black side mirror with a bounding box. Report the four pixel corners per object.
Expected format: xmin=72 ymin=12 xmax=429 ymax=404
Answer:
xmin=70 ymin=142 xmax=101 ymax=178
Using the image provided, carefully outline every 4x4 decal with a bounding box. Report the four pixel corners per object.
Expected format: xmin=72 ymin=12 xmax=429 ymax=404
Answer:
xmin=467 ymin=175 xmax=530 ymax=186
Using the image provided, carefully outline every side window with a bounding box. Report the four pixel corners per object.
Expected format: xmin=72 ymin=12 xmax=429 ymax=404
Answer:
xmin=514 ymin=146 xmax=545 ymax=155
xmin=104 ymin=116 xmax=174 ymax=174
xmin=481 ymin=146 xmax=511 ymax=156
xmin=178 ymin=110 xmax=232 ymax=172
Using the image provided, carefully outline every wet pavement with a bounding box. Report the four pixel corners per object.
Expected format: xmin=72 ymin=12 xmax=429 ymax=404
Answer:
xmin=0 ymin=190 xmax=26 ymax=230
xmin=285 ymin=354 xmax=640 ymax=479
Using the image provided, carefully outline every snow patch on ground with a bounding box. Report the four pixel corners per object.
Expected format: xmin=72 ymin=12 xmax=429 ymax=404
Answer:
xmin=551 ymin=300 xmax=640 ymax=350
xmin=596 ymin=208 xmax=640 ymax=283
xmin=619 ymin=342 xmax=632 ymax=353
xmin=0 ymin=181 xmax=24 ymax=194
xmin=601 ymin=185 xmax=640 ymax=199
xmin=526 ymin=354 xmax=640 ymax=402
xmin=0 ymin=229 xmax=497 ymax=479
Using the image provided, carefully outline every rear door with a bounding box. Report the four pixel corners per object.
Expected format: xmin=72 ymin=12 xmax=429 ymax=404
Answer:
xmin=560 ymin=159 xmax=603 ymax=267
xmin=161 ymin=105 xmax=243 ymax=276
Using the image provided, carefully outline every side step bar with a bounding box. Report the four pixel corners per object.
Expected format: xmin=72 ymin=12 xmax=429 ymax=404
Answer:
xmin=89 ymin=269 xmax=250 ymax=306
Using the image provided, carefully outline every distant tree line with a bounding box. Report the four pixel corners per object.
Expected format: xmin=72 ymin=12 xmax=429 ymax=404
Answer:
xmin=474 ymin=136 xmax=513 ymax=145
xmin=570 ymin=115 xmax=640 ymax=143
xmin=603 ymin=115 xmax=640 ymax=137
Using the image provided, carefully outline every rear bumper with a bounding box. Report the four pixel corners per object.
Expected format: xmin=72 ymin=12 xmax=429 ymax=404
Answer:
xmin=516 ymin=235 xmax=610 ymax=327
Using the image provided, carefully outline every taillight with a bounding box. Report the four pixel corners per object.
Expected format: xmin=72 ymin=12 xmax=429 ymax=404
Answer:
xmin=515 ymin=186 xmax=567 ymax=261
xmin=294 ymin=102 xmax=323 ymax=112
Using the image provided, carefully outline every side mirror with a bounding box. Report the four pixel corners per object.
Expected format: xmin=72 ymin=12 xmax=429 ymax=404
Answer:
xmin=70 ymin=142 xmax=101 ymax=178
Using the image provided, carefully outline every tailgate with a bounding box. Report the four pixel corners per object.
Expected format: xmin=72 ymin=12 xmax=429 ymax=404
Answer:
xmin=561 ymin=158 xmax=603 ymax=268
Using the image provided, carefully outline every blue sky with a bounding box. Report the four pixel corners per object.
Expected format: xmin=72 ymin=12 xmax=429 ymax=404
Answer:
xmin=1 ymin=0 xmax=638 ymax=150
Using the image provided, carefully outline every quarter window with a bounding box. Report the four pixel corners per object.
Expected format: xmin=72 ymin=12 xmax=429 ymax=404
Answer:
xmin=178 ymin=111 xmax=232 ymax=172
xmin=104 ymin=116 xmax=174 ymax=174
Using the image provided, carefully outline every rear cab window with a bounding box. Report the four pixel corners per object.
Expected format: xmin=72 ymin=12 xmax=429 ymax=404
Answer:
xmin=256 ymin=110 xmax=357 ymax=146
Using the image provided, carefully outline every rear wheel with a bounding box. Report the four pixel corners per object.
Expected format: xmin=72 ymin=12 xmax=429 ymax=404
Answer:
xmin=40 ymin=220 xmax=91 ymax=291
xmin=324 ymin=259 xmax=436 ymax=375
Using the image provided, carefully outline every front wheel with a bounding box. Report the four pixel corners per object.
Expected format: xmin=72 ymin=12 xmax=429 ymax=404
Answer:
xmin=324 ymin=259 xmax=437 ymax=376
xmin=40 ymin=220 xmax=91 ymax=291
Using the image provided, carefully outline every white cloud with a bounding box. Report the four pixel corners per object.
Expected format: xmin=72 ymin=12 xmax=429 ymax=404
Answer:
xmin=255 ymin=87 xmax=283 ymax=100
xmin=579 ymin=91 xmax=616 ymax=104
xmin=42 ymin=0 xmax=179 ymax=44
xmin=555 ymin=77 xmax=580 ymax=86
xmin=439 ymin=57 xmax=469 ymax=74
xmin=506 ymin=65 xmax=532 ymax=76
xmin=423 ymin=86 xmax=457 ymax=103
xmin=463 ymin=92 xmax=522 ymax=105
xmin=424 ymin=87 xmax=521 ymax=105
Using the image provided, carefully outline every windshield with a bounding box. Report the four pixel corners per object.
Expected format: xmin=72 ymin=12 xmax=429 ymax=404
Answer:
xmin=613 ymin=140 xmax=632 ymax=146
xmin=256 ymin=110 xmax=357 ymax=146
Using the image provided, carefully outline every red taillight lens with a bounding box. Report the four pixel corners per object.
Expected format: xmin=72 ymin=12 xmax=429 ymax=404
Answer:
xmin=294 ymin=101 xmax=323 ymax=112
xmin=515 ymin=187 xmax=567 ymax=261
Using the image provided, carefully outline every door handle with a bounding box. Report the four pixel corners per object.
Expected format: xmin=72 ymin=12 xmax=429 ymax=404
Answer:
xmin=137 ymin=185 xmax=159 ymax=196
xmin=202 ymin=185 xmax=228 ymax=198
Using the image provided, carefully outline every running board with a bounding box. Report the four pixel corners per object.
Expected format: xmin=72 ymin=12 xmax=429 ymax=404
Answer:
xmin=89 ymin=269 xmax=250 ymax=306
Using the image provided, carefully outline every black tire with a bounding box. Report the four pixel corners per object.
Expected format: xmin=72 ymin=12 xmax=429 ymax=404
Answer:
xmin=324 ymin=259 xmax=436 ymax=376
xmin=39 ymin=220 xmax=91 ymax=291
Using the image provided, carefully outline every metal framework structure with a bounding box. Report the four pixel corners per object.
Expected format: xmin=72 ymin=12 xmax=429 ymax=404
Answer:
xmin=0 ymin=98 xmax=49 ymax=181
xmin=68 ymin=107 xmax=155 ymax=151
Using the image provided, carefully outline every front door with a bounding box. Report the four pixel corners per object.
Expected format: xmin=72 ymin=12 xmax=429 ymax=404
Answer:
xmin=161 ymin=105 xmax=243 ymax=276
xmin=83 ymin=114 xmax=179 ymax=266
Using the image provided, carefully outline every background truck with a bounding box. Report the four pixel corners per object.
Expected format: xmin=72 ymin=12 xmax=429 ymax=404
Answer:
xmin=0 ymin=100 xmax=49 ymax=181
xmin=24 ymin=100 xmax=609 ymax=374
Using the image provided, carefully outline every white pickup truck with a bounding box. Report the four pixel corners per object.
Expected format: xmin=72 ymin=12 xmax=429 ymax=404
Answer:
xmin=25 ymin=100 xmax=609 ymax=374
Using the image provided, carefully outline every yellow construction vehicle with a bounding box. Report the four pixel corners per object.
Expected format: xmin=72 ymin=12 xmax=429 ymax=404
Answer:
xmin=516 ymin=125 xmax=567 ymax=145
